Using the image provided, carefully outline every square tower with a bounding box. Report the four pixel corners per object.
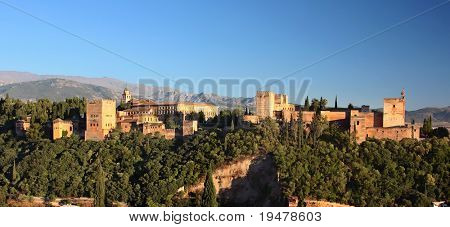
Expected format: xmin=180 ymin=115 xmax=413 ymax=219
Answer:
xmin=256 ymin=91 xmax=275 ymax=118
xmin=383 ymin=98 xmax=405 ymax=127
xmin=85 ymin=99 xmax=117 ymax=141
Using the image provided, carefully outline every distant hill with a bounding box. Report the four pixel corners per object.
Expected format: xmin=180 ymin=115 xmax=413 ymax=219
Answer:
xmin=0 ymin=71 xmax=252 ymax=108
xmin=0 ymin=79 xmax=119 ymax=101
xmin=0 ymin=71 xmax=41 ymax=85
xmin=406 ymin=107 xmax=450 ymax=127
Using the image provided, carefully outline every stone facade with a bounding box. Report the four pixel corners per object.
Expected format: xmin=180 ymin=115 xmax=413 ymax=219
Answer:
xmin=383 ymin=97 xmax=406 ymax=127
xmin=254 ymin=89 xmax=421 ymax=143
xmin=348 ymin=91 xmax=420 ymax=143
xmin=243 ymin=115 xmax=260 ymax=124
xmin=256 ymin=91 xmax=295 ymax=119
xmin=140 ymin=122 xmax=175 ymax=139
xmin=256 ymin=91 xmax=275 ymax=118
xmin=122 ymin=89 xmax=218 ymax=120
xmin=15 ymin=116 xmax=31 ymax=137
xmin=52 ymin=118 xmax=73 ymax=140
xmin=181 ymin=120 xmax=198 ymax=136
xmin=117 ymin=109 xmax=176 ymax=139
xmin=85 ymin=99 xmax=117 ymax=141
xmin=154 ymin=102 xmax=218 ymax=120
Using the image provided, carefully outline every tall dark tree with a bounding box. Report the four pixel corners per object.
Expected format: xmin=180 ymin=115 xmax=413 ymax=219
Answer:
xmin=335 ymin=96 xmax=338 ymax=109
xmin=297 ymin=117 xmax=304 ymax=148
xmin=422 ymin=116 xmax=433 ymax=138
xmin=304 ymin=96 xmax=310 ymax=111
xmin=12 ymin=160 xmax=17 ymax=184
xmin=310 ymin=113 xmax=327 ymax=146
xmin=319 ymin=97 xmax=328 ymax=111
xmin=94 ymin=159 xmax=106 ymax=207
xmin=201 ymin=166 xmax=218 ymax=207
xmin=230 ymin=117 xmax=235 ymax=131
xmin=311 ymin=98 xmax=319 ymax=112
xmin=198 ymin=111 xmax=206 ymax=124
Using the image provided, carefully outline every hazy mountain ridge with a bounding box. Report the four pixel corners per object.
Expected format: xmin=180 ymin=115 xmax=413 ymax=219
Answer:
xmin=0 ymin=78 xmax=119 ymax=101
xmin=406 ymin=107 xmax=450 ymax=127
xmin=0 ymin=71 xmax=252 ymax=108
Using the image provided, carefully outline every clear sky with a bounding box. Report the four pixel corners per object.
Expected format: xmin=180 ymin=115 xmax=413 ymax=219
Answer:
xmin=0 ymin=0 xmax=449 ymax=110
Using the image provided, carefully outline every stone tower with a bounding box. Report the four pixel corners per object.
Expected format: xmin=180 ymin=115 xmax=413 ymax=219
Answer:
xmin=256 ymin=91 xmax=275 ymax=118
xmin=122 ymin=87 xmax=132 ymax=104
xmin=383 ymin=89 xmax=406 ymax=128
xmin=85 ymin=99 xmax=117 ymax=141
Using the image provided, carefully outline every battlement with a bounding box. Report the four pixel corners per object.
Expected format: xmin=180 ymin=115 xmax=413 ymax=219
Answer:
xmin=87 ymin=99 xmax=116 ymax=105
xmin=256 ymin=91 xmax=275 ymax=96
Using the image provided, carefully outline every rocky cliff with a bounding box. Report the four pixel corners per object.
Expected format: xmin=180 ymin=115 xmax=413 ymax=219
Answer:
xmin=186 ymin=154 xmax=283 ymax=206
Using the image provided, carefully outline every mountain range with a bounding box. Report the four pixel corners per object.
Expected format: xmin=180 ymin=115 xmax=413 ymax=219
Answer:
xmin=0 ymin=71 xmax=448 ymax=126
xmin=0 ymin=71 xmax=253 ymax=108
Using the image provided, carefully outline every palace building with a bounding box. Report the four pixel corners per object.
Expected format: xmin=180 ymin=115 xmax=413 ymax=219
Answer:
xmin=121 ymin=89 xmax=218 ymax=120
xmin=52 ymin=118 xmax=73 ymax=140
xmin=249 ymin=89 xmax=420 ymax=143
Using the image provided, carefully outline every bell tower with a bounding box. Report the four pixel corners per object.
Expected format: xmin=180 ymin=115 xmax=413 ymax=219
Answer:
xmin=122 ymin=87 xmax=132 ymax=103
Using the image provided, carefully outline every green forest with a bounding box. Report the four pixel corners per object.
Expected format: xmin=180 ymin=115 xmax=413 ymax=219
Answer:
xmin=0 ymin=96 xmax=448 ymax=207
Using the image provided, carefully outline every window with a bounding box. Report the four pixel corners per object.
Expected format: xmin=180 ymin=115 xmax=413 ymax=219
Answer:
xmin=393 ymin=105 xmax=396 ymax=108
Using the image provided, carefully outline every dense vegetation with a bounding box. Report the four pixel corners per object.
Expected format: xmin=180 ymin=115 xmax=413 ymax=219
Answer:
xmin=274 ymin=116 xmax=449 ymax=207
xmin=0 ymin=96 xmax=448 ymax=207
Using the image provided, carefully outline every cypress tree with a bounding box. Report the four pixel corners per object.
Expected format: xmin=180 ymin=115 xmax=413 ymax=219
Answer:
xmin=297 ymin=116 xmax=304 ymax=148
xmin=12 ymin=160 xmax=17 ymax=184
xmin=335 ymin=96 xmax=338 ymax=109
xmin=304 ymin=96 xmax=310 ymax=111
xmin=422 ymin=116 xmax=433 ymax=137
xmin=201 ymin=165 xmax=218 ymax=207
xmin=94 ymin=159 xmax=106 ymax=207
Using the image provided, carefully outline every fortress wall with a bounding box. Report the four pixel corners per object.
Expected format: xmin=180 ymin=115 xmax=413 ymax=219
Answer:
xmin=366 ymin=126 xmax=419 ymax=141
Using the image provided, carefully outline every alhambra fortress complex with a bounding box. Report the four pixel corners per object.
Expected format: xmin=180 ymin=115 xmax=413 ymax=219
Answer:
xmin=15 ymin=88 xmax=419 ymax=143
xmin=244 ymin=89 xmax=420 ymax=143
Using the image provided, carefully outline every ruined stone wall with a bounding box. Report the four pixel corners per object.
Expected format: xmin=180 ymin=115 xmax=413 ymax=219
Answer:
xmin=350 ymin=115 xmax=368 ymax=143
xmin=367 ymin=125 xmax=420 ymax=141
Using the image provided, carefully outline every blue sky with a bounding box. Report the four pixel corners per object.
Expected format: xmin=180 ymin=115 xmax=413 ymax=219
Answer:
xmin=0 ymin=0 xmax=449 ymax=110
